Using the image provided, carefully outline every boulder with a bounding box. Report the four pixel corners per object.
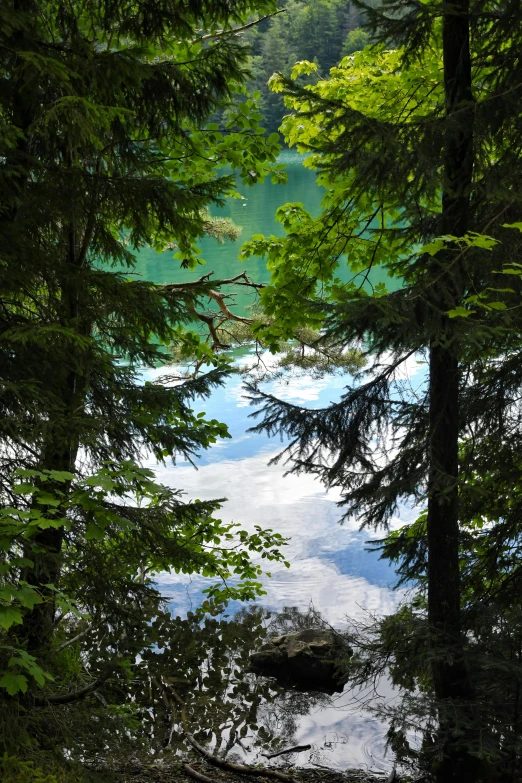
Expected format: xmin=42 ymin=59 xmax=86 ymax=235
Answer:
xmin=248 ymin=628 xmax=351 ymax=694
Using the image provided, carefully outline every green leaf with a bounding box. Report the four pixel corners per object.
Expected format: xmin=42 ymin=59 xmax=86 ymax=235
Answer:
xmin=448 ymin=307 xmax=471 ymax=318
xmin=291 ymin=60 xmax=318 ymax=79
xmin=467 ymin=233 xmax=497 ymax=249
xmin=0 ymin=672 xmax=28 ymax=695
xmin=15 ymin=585 xmax=42 ymax=609
xmin=421 ymin=238 xmax=445 ymax=256
xmin=0 ymin=606 xmax=24 ymax=631
xmin=85 ymin=523 xmax=105 ymax=540
xmin=47 ymin=470 xmax=75 ymax=482
xmin=12 ymin=483 xmax=37 ymax=495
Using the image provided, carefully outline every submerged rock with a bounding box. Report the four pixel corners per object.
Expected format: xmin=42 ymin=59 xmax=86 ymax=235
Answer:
xmin=248 ymin=628 xmax=352 ymax=694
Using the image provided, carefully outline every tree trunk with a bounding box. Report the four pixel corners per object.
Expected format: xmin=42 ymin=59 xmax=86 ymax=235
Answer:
xmin=20 ymin=211 xmax=89 ymax=652
xmin=6 ymin=0 xmax=70 ymax=654
xmin=427 ymin=342 xmax=479 ymax=780
xmin=20 ymin=442 xmax=78 ymax=652
xmin=426 ymin=1 xmax=485 ymax=780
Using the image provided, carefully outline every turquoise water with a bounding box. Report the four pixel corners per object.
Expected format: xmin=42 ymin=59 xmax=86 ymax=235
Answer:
xmin=135 ymin=150 xmax=322 ymax=293
xmin=135 ymin=149 xmax=392 ymax=305
xmin=138 ymin=151 xmax=420 ymax=772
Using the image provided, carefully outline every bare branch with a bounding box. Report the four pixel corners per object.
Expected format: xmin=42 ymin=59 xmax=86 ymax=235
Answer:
xmin=156 ymin=678 xmax=293 ymax=782
xmin=183 ymin=765 xmax=214 ymax=783
xmin=33 ymin=675 xmax=108 ymax=706
xmin=197 ymin=10 xmax=286 ymax=42
xmin=262 ymin=744 xmax=312 ymax=759
xmin=208 ymin=289 xmax=253 ymax=323
xmin=185 ymin=731 xmax=293 ymax=783
xmin=160 ymin=271 xmax=264 ymax=293
xmin=194 ymin=311 xmax=230 ymax=349
xmin=55 ymin=625 xmax=92 ymax=653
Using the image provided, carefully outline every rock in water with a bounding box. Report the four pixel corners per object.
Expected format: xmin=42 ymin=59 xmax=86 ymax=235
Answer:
xmin=248 ymin=629 xmax=352 ymax=693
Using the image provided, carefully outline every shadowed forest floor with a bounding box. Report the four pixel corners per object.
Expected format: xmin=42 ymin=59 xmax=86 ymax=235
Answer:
xmin=98 ymin=762 xmax=389 ymax=783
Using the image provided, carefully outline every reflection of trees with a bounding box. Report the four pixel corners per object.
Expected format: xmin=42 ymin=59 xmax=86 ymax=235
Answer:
xmin=257 ymin=689 xmax=330 ymax=756
xmin=266 ymin=604 xmax=327 ymax=636
xmin=255 ymin=606 xmax=333 ymax=757
xmin=141 ymin=604 xmax=337 ymax=762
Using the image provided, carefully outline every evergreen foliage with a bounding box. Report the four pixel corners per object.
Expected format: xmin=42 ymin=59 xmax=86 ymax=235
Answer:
xmin=0 ymin=0 xmax=290 ymax=774
xmin=241 ymin=1 xmax=522 ymax=780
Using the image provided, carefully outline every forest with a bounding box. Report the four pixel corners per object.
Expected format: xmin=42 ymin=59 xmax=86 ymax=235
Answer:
xmin=1 ymin=1 xmax=522 ymax=783
xmin=241 ymin=0 xmax=370 ymax=132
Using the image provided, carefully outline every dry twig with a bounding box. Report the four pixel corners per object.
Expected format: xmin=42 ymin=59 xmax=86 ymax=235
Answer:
xmin=262 ymin=745 xmax=312 ymax=760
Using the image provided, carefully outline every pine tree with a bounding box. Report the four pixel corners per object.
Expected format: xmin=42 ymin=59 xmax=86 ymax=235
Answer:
xmin=0 ymin=0 xmax=290 ymax=757
xmin=240 ymin=1 xmax=522 ymax=779
xmin=245 ymin=0 xmax=371 ymax=133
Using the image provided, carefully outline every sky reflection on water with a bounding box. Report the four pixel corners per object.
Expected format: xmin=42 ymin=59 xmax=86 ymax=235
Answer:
xmin=136 ymin=151 xmax=425 ymax=772
xmin=146 ymin=357 xmax=424 ymax=773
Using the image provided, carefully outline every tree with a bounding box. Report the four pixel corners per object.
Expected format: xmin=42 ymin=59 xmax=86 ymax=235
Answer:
xmin=341 ymin=27 xmax=369 ymax=56
xmin=240 ymin=2 xmax=522 ymax=780
xmin=0 ymin=0 xmax=289 ymax=773
xmin=293 ymin=0 xmax=345 ymax=73
xmin=243 ymin=0 xmax=372 ymax=133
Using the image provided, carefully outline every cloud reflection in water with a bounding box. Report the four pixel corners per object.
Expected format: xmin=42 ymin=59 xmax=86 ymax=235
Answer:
xmin=146 ymin=359 xmax=425 ymax=772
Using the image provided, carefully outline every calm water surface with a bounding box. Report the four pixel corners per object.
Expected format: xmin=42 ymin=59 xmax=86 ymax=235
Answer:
xmin=137 ymin=151 xmax=421 ymax=774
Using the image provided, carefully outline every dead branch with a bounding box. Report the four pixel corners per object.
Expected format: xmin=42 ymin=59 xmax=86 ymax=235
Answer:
xmin=161 ymin=271 xmax=263 ymax=293
xmin=208 ymin=289 xmax=253 ymax=323
xmin=194 ymin=311 xmax=230 ymax=349
xmin=184 ymin=764 xmax=215 ymax=783
xmin=197 ymin=10 xmax=286 ymax=42
xmin=161 ymin=273 xmax=214 ymax=291
xmin=33 ymin=675 xmax=107 ymax=706
xmin=157 ymin=679 xmax=293 ymax=783
xmin=185 ymin=731 xmax=293 ymax=783
xmin=262 ymin=745 xmax=312 ymax=759
xmin=164 ymin=271 xmax=258 ymax=355
xmin=55 ymin=625 xmax=92 ymax=653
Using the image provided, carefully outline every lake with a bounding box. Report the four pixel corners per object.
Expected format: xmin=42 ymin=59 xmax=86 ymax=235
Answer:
xmin=137 ymin=151 xmax=422 ymax=775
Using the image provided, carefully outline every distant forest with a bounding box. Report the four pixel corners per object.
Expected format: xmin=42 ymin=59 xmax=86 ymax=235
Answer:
xmin=243 ymin=0 xmax=371 ymax=133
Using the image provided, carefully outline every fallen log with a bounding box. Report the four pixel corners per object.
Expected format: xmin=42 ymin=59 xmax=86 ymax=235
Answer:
xmin=156 ymin=676 xmax=294 ymax=783
xmin=186 ymin=731 xmax=294 ymax=783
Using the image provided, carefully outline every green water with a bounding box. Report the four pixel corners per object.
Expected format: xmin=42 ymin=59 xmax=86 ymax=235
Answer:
xmin=134 ymin=149 xmax=391 ymax=302
xmin=135 ymin=150 xmax=321 ymax=307
xmin=144 ymin=149 xmax=403 ymax=772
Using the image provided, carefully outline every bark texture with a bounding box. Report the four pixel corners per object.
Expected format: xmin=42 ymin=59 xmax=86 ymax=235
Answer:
xmin=426 ymin=1 xmax=484 ymax=780
xmin=20 ymin=196 xmax=89 ymax=652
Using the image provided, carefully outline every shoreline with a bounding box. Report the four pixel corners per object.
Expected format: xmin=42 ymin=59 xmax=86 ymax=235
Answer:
xmin=95 ymin=761 xmax=393 ymax=783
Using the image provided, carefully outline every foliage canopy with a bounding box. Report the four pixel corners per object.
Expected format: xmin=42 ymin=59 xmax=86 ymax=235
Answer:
xmin=0 ymin=0 xmax=290 ymax=776
xmin=243 ymin=2 xmax=522 ymax=781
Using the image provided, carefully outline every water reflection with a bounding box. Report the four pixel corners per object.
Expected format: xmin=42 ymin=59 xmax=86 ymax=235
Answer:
xmin=155 ymin=605 xmax=393 ymax=774
xmin=149 ymin=352 xmax=423 ymax=629
xmin=153 ymin=440 xmax=410 ymax=625
xmin=134 ymin=150 xmax=425 ymax=771
xmin=145 ymin=359 xmax=423 ymax=771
